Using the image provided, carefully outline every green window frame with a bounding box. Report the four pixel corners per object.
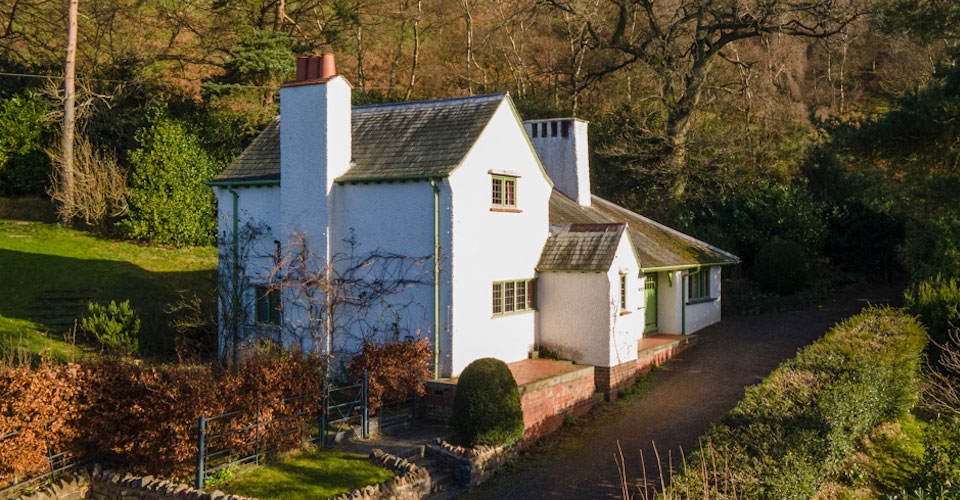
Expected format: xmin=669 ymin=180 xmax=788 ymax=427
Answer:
xmin=620 ymin=274 xmax=628 ymax=311
xmin=254 ymin=285 xmax=281 ymax=325
xmin=491 ymin=175 xmax=517 ymax=208
xmin=492 ymin=279 xmax=537 ymax=316
xmin=687 ymin=268 xmax=712 ymax=303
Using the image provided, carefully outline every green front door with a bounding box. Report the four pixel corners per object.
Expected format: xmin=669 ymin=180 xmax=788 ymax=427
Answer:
xmin=644 ymin=273 xmax=658 ymax=332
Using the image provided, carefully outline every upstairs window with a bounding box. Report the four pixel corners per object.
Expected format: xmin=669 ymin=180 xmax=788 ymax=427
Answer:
xmin=620 ymin=274 xmax=628 ymax=311
xmin=687 ymin=269 xmax=712 ymax=303
xmin=492 ymin=279 xmax=537 ymax=316
xmin=491 ymin=175 xmax=517 ymax=208
xmin=254 ymin=285 xmax=281 ymax=325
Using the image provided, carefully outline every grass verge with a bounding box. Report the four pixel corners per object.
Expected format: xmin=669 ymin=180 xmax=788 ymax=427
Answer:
xmin=216 ymin=449 xmax=395 ymax=500
xmin=0 ymin=212 xmax=216 ymax=361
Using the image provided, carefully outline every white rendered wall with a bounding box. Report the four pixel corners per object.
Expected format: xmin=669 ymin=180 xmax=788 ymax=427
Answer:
xmin=328 ymin=180 xmax=452 ymax=373
xmin=658 ymin=271 xmax=683 ymax=334
xmin=607 ymin=233 xmax=643 ymax=366
xmin=214 ymin=185 xmax=283 ymax=354
xmin=524 ymin=119 xmax=591 ymax=206
xmin=537 ymin=272 xmax=611 ymax=366
xmin=447 ymin=100 xmax=553 ymax=376
xmin=684 ymin=266 xmax=722 ymax=333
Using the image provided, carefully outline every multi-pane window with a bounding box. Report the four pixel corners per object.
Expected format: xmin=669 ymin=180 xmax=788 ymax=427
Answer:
xmin=620 ymin=274 xmax=628 ymax=311
xmin=254 ymin=285 xmax=281 ymax=325
xmin=492 ymin=279 xmax=537 ymax=316
xmin=687 ymin=268 xmax=712 ymax=302
xmin=491 ymin=175 xmax=517 ymax=208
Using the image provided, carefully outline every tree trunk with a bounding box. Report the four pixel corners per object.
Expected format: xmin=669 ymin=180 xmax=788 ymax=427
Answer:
xmin=404 ymin=0 xmax=422 ymax=100
xmin=60 ymin=0 xmax=78 ymax=226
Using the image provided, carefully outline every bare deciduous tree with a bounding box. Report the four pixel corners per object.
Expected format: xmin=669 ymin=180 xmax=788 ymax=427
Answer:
xmin=924 ymin=323 xmax=960 ymax=417
xmin=548 ymin=0 xmax=863 ymax=199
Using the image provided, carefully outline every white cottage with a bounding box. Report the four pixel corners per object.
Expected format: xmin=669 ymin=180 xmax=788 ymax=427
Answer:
xmin=210 ymin=54 xmax=738 ymax=393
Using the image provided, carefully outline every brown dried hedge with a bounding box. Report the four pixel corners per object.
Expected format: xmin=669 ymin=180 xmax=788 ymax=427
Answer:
xmin=347 ymin=338 xmax=432 ymax=410
xmin=0 ymin=352 xmax=326 ymax=488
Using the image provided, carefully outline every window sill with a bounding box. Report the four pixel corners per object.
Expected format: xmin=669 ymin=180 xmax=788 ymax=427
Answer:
xmin=619 ymin=310 xmax=632 ymax=316
xmin=492 ymin=309 xmax=536 ymax=318
xmin=490 ymin=207 xmax=522 ymax=213
xmin=686 ymin=297 xmax=717 ymax=305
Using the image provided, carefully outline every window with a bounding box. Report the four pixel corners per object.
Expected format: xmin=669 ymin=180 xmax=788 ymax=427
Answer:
xmin=541 ymin=122 xmax=547 ymax=137
xmin=551 ymin=121 xmax=558 ymax=137
xmin=531 ymin=123 xmax=538 ymax=138
xmin=620 ymin=274 xmax=628 ymax=311
xmin=561 ymin=120 xmax=570 ymax=138
xmin=687 ymin=268 xmax=712 ymax=302
xmin=254 ymin=285 xmax=281 ymax=325
xmin=491 ymin=175 xmax=517 ymax=208
xmin=492 ymin=279 xmax=538 ymax=316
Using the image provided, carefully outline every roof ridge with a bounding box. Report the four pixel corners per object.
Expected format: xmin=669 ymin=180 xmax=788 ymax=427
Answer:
xmin=353 ymin=92 xmax=508 ymax=112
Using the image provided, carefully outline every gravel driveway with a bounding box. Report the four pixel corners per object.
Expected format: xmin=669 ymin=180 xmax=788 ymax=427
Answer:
xmin=463 ymin=281 xmax=905 ymax=500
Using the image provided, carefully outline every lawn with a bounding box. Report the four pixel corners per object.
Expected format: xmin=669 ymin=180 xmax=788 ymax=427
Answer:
xmin=0 ymin=198 xmax=217 ymax=361
xmin=216 ymin=449 xmax=395 ymax=500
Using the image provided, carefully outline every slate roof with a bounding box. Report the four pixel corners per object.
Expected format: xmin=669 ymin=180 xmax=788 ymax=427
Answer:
xmin=211 ymin=93 xmax=507 ymax=184
xmin=538 ymin=223 xmax=627 ymax=272
xmin=549 ymin=190 xmax=739 ymax=270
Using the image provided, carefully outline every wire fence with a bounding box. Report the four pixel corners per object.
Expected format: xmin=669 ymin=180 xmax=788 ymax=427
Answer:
xmin=195 ymin=371 xmax=369 ymax=490
xmin=0 ymin=423 xmax=93 ymax=499
xmin=2 ymin=370 xmax=421 ymax=495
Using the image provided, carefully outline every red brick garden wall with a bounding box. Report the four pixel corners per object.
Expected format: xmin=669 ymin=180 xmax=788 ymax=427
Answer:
xmin=422 ymin=365 xmax=597 ymax=443
xmin=519 ymin=365 xmax=595 ymax=441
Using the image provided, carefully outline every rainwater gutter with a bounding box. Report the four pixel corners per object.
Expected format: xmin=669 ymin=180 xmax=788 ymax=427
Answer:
xmin=228 ymin=185 xmax=240 ymax=366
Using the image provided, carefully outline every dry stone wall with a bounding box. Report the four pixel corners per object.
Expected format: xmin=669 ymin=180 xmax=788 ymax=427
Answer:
xmin=425 ymin=439 xmax=516 ymax=488
xmin=14 ymin=450 xmax=429 ymax=500
xmin=328 ymin=449 xmax=431 ymax=500
xmin=14 ymin=465 xmax=252 ymax=500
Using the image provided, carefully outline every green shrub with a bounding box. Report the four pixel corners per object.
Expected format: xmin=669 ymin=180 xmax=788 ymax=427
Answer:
xmin=0 ymin=91 xmax=52 ymax=196
xmin=117 ymin=106 xmax=218 ymax=247
xmin=81 ymin=300 xmax=141 ymax=355
xmin=753 ymin=238 xmax=810 ymax=294
xmin=664 ymin=307 xmax=928 ymax=500
xmin=905 ymin=275 xmax=960 ymax=354
xmin=453 ymin=358 xmax=524 ymax=447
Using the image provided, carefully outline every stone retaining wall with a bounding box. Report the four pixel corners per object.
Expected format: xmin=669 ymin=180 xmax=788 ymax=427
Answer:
xmin=15 ymin=449 xmax=429 ymax=500
xmin=328 ymin=449 xmax=431 ymax=500
xmin=425 ymin=440 xmax=516 ymax=489
xmin=14 ymin=465 xmax=253 ymax=500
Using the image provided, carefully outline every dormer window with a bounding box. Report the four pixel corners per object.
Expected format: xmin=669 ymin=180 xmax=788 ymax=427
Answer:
xmin=491 ymin=174 xmax=517 ymax=209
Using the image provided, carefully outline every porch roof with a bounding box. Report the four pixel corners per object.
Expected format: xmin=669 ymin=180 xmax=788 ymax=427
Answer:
xmin=548 ymin=190 xmax=739 ymax=271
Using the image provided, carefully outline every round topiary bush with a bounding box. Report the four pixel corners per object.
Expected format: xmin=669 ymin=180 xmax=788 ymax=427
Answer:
xmin=753 ymin=238 xmax=810 ymax=295
xmin=453 ymin=358 xmax=524 ymax=447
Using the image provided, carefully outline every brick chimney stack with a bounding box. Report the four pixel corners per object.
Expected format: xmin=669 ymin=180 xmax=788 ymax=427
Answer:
xmin=279 ymin=52 xmax=352 ymax=266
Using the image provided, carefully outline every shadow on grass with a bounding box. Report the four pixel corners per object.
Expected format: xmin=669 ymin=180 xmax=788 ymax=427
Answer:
xmin=0 ymin=248 xmax=216 ymax=360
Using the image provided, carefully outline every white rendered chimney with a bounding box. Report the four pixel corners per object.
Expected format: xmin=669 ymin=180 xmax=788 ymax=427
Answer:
xmin=279 ymin=53 xmax=352 ymax=259
xmin=525 ymin=118 xmax=591 ymax=206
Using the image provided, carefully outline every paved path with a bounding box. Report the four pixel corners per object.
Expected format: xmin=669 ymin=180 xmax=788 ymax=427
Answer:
xmin=463 ymin=281 xmax=904 ymax=500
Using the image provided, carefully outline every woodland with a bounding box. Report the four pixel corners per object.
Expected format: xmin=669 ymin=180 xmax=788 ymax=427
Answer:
xmin=0 ymin=0 xmax=955 ymax=289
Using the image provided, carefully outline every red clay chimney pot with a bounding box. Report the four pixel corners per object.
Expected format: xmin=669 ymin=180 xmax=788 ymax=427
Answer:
xmin=295 ymin=57 xmax=309 ymax=81
xmin=306 ymin=56 xmax=320 ymax=80
xmin=320 ymin=53 xmax=336 ymax=78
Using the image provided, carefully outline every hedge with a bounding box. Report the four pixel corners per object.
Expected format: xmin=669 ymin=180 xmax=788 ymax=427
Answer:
xmin=904 ymin=274 xmax=960 ymax=363
xmin=663 ymin=307 xmax=928 ymax=500
xmin=0 ymin=352 xmax=326 ymax=487
xmin=453 ymin=358 xmax=524 ymax=447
